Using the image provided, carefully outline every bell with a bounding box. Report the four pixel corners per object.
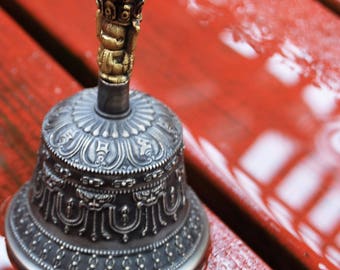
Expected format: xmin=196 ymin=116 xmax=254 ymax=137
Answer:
xmin=5 ymin=1 xmax=209 ymax=269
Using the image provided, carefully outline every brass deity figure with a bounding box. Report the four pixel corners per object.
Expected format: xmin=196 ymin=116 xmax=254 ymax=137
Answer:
xmin=97 ymin=0 xmax=144 ymax=84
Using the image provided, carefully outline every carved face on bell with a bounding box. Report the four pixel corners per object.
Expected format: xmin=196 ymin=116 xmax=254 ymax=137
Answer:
xmin=98 ymin=0 xmax=144 ymax=24
xmin=101 ymin=22 xmax=126 ymax=50
xmin=103 ymin=1 xmax=116 ymax=20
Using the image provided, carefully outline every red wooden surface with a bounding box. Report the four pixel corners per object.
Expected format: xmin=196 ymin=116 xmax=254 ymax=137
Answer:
xmin=3 ymin=0 xmax=340 ymax=269
xmin=4 ymin=0 xmax=339 ymax=269
xmin=0 ymin=8 xmax=270 ymax=270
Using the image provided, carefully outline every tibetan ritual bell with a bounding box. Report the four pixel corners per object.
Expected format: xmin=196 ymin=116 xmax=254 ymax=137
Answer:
xmin=5 ymin=1 xmax=209 ymax=269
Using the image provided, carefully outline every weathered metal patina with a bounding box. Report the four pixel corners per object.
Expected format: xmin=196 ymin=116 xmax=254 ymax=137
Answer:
xmin=5 ymin=1 xmax=209 ymax=269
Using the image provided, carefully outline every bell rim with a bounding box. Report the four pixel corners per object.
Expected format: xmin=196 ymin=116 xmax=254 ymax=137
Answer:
xmin=5 ymin=182 xmax=210 ymax=270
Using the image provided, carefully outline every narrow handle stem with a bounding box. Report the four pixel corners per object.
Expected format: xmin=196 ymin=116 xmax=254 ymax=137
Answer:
xmin=97 ymin=79 xmax=130 ymax=116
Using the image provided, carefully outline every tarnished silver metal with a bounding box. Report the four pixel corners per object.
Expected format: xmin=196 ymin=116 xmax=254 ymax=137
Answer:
xmin=5 ymin=1 xmax=209 ymax=269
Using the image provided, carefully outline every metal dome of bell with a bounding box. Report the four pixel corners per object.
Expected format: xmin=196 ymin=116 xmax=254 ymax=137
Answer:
xmin=5 ymin=1 xmax=209 ymax=269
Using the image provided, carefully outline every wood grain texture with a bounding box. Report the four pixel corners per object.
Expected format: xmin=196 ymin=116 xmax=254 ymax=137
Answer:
xmin=0 ymin=8 xmax=270 ymax=270
xmin=3 ymin=0 xmax=339 ymax=269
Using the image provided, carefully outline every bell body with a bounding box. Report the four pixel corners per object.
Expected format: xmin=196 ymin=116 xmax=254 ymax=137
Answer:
xmin=5 ymin=88 xmax=209 ymax=270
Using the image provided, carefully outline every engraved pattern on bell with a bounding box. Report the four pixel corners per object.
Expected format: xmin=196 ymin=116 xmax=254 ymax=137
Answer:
xmin=43 ymin=89 xmax=182 ymax=174
xmin=7 ymin=183 xmax=208 ymax=270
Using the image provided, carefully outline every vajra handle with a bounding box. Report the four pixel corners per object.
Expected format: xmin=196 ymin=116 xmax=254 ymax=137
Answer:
xmin=96 ymin=0 xmax=144 ymax=85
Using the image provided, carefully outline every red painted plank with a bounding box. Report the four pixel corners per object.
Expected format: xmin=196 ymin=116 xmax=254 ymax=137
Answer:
xmin=0 ymin=8 xmax=270 ymax=270
xmin=4 ymin=0 xmax=340 ymax=268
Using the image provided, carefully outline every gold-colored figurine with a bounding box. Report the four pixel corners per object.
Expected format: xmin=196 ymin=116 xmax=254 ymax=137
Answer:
xmin=96 ymin=0 xmax=144 ymax=84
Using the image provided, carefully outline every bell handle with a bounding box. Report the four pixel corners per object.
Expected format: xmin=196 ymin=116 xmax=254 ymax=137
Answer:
xmin=96 ymin=0 xmax=145 ymax=116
